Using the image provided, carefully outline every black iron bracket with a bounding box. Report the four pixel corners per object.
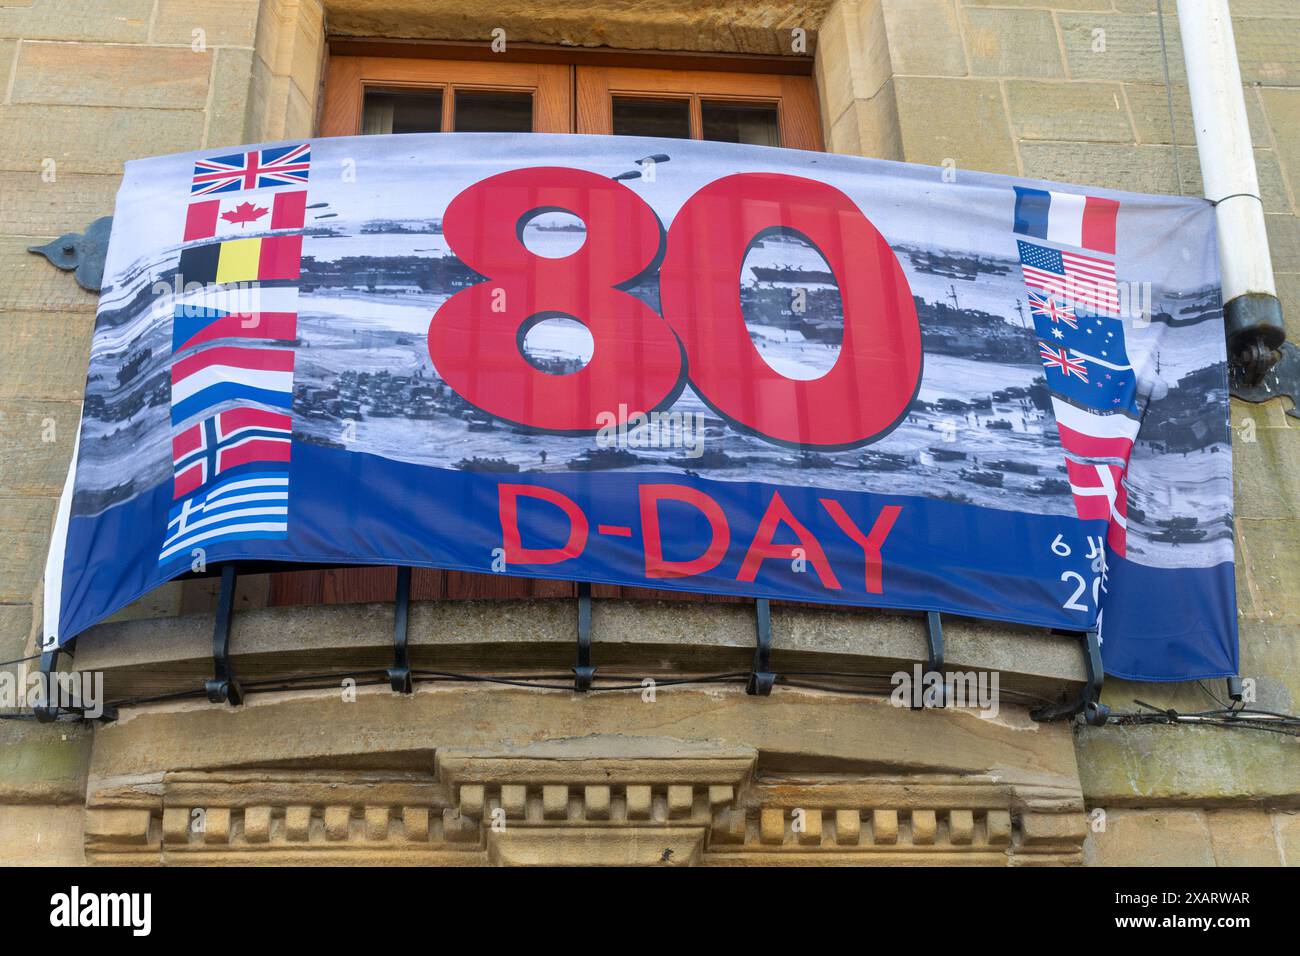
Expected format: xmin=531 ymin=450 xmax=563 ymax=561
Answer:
xmin=912 ymin=611 xmax=946 ymax=709
xmin=1231 ymin=340 xmax=1300 ymax=421
xmin=28 ymin=216 xmax=113 ymax=292
xmin=388 ymin=567 xmax=413 ymax=693
xmin=203 ymin=564 xmax=244 ymax=706
xmin=746 ymin=599 xmax=775 ymax=696
xmin=33 ymin=637 xmax=117 ymax=723
xmin=1031 ymin=628 xmax=1109 ymax=726
xmin=573 ymin=581 xmax=595 ymax=692
xmin=32 ymin=639 xmax=69 ymax=723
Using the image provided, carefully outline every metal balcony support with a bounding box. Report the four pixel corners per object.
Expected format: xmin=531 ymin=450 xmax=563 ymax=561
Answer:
xmin=388 ymin=566 xmax=413 ymax=693
xmin=746 ymin=599 xmax=775 ymax=696
xmin=1031 ymin=628 xmax=1109 ymax=726
xmin=912 ymin=611 xmax=946 ymax=710
xmin=32 ymin=639 xmax=70 ymax=723
xmin=573 ymin=581 xmax=595 ymax=692
xmin=204 ymin=564 xmax=244 ymax=706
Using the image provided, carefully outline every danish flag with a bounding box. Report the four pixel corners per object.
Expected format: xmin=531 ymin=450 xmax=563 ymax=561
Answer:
xmin=1065 ymin=459 xmax=1128 ymax=556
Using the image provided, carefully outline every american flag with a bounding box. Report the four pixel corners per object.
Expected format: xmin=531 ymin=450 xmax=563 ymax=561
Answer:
xmin=191 ymin=144 xmax=311 ymax=196
xmin=1040 ymin=343 xmax=1089 ymax=382
xmin=1018 ymin=240 xmax=1119 ymax=316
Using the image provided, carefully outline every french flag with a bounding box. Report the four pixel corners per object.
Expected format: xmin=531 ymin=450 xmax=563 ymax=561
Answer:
xmin=1014 ymin=186 xmax=1119 ymax=255
xmin=170 ymin=345 xmax=295 ymax=424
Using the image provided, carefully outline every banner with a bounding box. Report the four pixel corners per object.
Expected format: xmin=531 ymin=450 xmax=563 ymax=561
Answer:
xmin=47 ymin=133 xmax=1237 ymax=681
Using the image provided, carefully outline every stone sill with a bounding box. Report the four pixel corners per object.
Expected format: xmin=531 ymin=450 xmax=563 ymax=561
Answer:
xmin=74 ymin=598 xmax=1087 ymax=705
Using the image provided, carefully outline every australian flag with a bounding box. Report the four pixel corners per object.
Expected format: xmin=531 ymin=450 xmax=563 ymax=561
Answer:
xmin=1034 ymin=306 xmax=1137 ymax=414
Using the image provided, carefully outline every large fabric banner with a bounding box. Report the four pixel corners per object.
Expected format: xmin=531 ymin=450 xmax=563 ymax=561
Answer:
xmin=47 ymin=133 xmax=1236 ymax=680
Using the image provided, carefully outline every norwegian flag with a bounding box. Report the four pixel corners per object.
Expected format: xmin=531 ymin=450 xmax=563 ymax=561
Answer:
xmin=1040 ymin=343 xmax=1089 ymax=382
xmin=191 ymin=144 xmax=311 ymax=196
xmin=172 ymin=407 xmax=292 ymax=500
xmin=1028 ymin=291 xmax=1077 ymax=329
xmin=1065 ymin=459 xmax=1128 ymax=556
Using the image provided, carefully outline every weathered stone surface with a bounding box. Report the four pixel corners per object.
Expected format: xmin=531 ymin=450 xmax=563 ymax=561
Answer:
xmin=0 ymin=170 xmax=120 ymax=237
xmin=963 ymin=7 xmax=1064 ymax=78
xmin=324 ymin=0 xmax=831 ymax=55
xmin=12 ymin=42 xmax=211 ymax=109
xmin=0 ymin=401 xmax=79 ymax=497
xmin=206 ymin=47 xmax=257 ymax=149
xmin=814 ymin=0 xmax=891 ymax=132
xmin=1007 ymin=81 xmax=1132 ymax=143
xmin=0 ymin=495 xmax=53 ymax=602
xmin=0 ymin=238 xmax=98 ymax=313
xmin=827 ymin=83 xmax=903 ymax=161
xmin=1078 ymin=715 xmax=1300 ymax=806
xmin=1266 ymin=213 xmax=1300 ymax=273
xmin=0 ymin=603 xmax=33 ymax=663
xmin=0 ymin=313 xmax=93 ymax=401
xmin=0 ymin=0 xmax=153 ymax=42
xmin=1237 ymin=518 xmax=1300 ymax=625
xmin=1234 ymin=401 xmax=1300 ymax=521
xmin=873 ymin=808 xmax=898 ymax=844
xmin=1015 ymin=139 xmax=1300 ymax=211
xmin=911 ymin=808 xmax=936 ymax=844
xmin=153 ymin=0 xmax=261 ymax=48
xmin=1275 ymin=811 xmax=1300 ymax=866
xmin=85 ymin=808 xmax=151 ymax=845
xmin=893 ymin=77 xmax=1018 ymax=174
xmin=0 ymin=805 xmax=84 ymax=865
xmin=1084 ymin=810 xmax=1215 ymax=866
xmin=243 ymin=805 xmax=271 ymax=843
xmin=1258 ymin=87 xmax=1300 ymax=196
xmin=0 ymin=104 xmax=205 ymax=175
xmin=881 ymin=0 xmax=965 ymax=77
xmin=835 ymin=809 xmax=860 ymax=844
xmin=1126 ymin=83 xmax=1270 ymax=148
xmin=1204 ymin=810 xmax=1283 ymax=866
xmin=0 ymin=718 xmax=91 ymax=804
xmin=1233 ymin=16 xmax=1300 ymax=86
xmin=1058 ymin=13 xmax=1185 ymax=85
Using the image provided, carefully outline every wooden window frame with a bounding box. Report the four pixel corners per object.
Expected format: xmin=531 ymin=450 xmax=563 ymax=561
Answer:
xmin=277 ymin=47 xmax=820 ymax=607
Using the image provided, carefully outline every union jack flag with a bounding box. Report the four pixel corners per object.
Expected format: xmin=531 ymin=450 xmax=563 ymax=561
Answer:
xmin=1040 ymin=343 xmax=1089 ymax=382
xmin=191 ymin=144 xmax=311 ymax=196
xmin=1027 ymin=291 xmax=1077 ymax=329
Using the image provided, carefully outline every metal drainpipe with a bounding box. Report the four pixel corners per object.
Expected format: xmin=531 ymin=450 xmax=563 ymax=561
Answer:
xmin=1176 ymin=0 xmax=1285 ymax=384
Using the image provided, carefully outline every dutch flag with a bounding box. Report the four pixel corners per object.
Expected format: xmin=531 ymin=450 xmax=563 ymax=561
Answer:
xmin=1013 ymin=186 xmax=1119 ymax=255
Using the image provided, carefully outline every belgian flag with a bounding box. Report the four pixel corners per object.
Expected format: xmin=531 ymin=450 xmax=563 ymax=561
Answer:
xmin=177 ymin=234 xmax=303 ymax=286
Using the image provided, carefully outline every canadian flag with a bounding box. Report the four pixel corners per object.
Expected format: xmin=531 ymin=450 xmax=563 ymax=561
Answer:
xmin=183 ymin=189 xmax=306 ymax=242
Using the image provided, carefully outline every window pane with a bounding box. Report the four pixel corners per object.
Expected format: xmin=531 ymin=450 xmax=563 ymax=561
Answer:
xmin=612 ymin=97 xmax=691 ymax=139
xmin=454 ymin=90 xmax=533 ymax=132
xmin=702 ymin=101 xmax=780 ymax=147
xmin=361 ymin=90 xmax=444 ymax=135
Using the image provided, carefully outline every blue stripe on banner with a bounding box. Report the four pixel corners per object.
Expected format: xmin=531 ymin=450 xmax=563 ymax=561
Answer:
xmin=1013 ymin=186 xmax=1051 ymax=240
xmin=57 ymin=442 xmax=1237 ymax=679
xmin=170 ymin=382 xmax=294 ymax=425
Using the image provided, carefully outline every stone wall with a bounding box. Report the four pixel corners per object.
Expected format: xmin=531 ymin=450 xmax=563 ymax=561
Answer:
xmin=0 ymin=0 xmax=1295 ymax=865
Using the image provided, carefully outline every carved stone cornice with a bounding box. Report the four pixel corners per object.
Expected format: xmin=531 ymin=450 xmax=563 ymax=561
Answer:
xmin=84 ymin=736 xmax=1086 ymax=865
